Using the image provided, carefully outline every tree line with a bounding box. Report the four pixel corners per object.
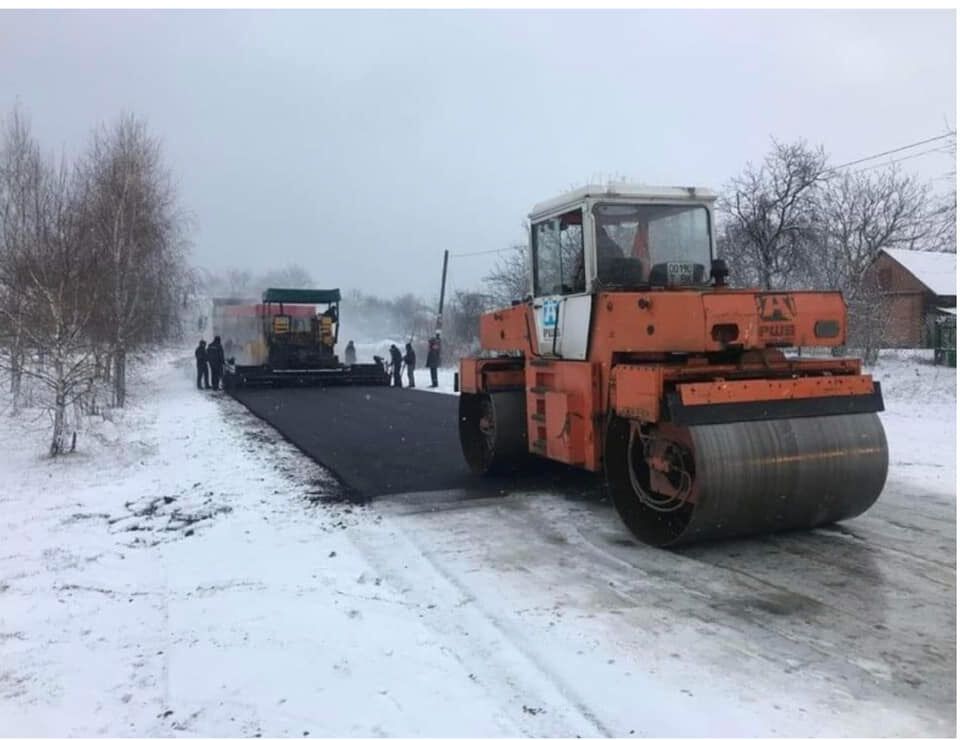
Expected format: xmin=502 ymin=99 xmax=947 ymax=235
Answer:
xmin=0 ymin=107 xmax=190 ymax=455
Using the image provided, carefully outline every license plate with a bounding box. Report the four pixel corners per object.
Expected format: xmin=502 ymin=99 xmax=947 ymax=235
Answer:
xmin=666 ymin=262 xmax=694 ymax=284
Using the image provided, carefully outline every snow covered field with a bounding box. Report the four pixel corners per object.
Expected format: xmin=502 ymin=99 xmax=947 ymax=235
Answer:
xmin=0 ymin=350 xmax=955 ymax=737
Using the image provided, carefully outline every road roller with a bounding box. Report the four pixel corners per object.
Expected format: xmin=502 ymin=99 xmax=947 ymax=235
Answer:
xmin=458 ymin=184 xmax=888 ymax=546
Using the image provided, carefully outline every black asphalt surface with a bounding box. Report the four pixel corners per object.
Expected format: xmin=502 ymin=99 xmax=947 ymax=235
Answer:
xmin=230 ymin=385 xmax=598 ymax=500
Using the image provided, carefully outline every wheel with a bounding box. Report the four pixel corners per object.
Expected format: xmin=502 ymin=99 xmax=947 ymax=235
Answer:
xmin=459 ymin=391 xmax=527 ymax=474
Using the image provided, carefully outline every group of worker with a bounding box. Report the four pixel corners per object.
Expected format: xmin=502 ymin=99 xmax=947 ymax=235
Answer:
xmin=194 ymin=336 xmax=225 ymax=390
xmin=195 ymin=333 xmax=442 ymax=391
xmin=343 ymin=334 xmax=441 ymax=389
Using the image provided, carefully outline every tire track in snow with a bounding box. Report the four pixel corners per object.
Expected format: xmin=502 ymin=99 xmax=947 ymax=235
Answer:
xmin=345 ymin=523 xmax=614 ymax=738
xmin=486 ymin=494 xmax=954 ymax=731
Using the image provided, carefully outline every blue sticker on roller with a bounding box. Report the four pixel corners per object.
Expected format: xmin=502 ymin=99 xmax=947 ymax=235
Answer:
xmin=542 ymin=300 xmax=559 ymax=328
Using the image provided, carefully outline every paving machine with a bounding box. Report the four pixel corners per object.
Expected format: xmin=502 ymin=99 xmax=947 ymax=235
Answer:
xmin=214 ymin=288 xmax=389 ymax=388
xmin=458 ymin=185 xmax=888 ymax=546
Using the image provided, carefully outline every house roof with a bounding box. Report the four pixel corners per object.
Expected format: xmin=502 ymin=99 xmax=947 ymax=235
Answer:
xmin=880 ymin=248 xmax=957 ymax=297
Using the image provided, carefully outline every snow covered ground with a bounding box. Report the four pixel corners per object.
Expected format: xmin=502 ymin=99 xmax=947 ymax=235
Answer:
xmin=0 ymin=349 xmax=954 ymax=737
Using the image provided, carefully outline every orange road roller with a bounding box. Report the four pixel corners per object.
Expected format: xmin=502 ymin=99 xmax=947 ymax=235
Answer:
xmin=458 ymin=185 xmax=888 ymax=546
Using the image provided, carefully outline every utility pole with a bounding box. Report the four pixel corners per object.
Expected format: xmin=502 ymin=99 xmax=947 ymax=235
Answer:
xmin=436 ymin=249 xmax=449 ymax=335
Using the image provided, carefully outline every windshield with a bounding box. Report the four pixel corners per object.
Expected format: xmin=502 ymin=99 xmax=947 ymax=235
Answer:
xmin=593 ymin=203 xmax=712 ymax=287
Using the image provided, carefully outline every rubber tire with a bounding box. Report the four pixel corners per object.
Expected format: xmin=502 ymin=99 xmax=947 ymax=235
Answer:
xmin=459 ymin=391 xmax=528 ymax=474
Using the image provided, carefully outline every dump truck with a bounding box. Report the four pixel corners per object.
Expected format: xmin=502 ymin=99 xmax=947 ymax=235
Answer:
xmin=213 ymin=288 xmax=389 ymax=388
xmin=458 ymin=184 xmax=888 ymax=546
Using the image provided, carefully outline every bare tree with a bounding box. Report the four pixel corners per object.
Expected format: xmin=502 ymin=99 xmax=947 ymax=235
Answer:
xmin=446 ymin=290 xmax=494 ymax=359
xmin=814 ymin=166 xmax=931 ymax=294
xmin=810 ymin=166 xmax=933 ymax=363
xmin=719 ymin=140 xmax=828 ymax=289
xmin=391 ymin=292 xmax=431 ymax=340
xmin=0 ymin=107 xmax=44 ymax=414
xmin=259 ymin=264 xmax=314 ymax=291
xmin=483 ymin=241 xmax=529 ymax=306
xmin=79 ymin=115 xmax=188 ymax=407
xmin=0 ymin=146 xmax=100 ymax=454
xmin=928 ymin=192 xmax=957 ymax=254
xmin=846 ymin=274 xmax=891 ymax=366
xmin=224 ymin=268 xmax=253 ymax=297
xmin=928 ymin=129 xmax=956 ymax=253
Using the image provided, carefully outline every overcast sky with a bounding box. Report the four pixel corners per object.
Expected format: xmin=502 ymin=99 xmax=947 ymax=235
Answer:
xmin=0 ymin=9 xmax=955 ymax=299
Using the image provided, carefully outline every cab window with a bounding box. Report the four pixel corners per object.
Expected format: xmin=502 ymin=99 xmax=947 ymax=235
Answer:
xmin=532 ymin=209 xmax=585 ymax=296
xmin=593 ymin=203 xmax=711 ymax=287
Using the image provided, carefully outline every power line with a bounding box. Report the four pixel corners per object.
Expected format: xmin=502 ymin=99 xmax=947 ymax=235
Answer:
xmin=450 ymin=245 xmax=518 ymax=258
xmin=450 ymin=133 xmax=957 ymax=263
xmin=827 ymin=131 xmax=956 ymax=173
xmin=846 ymin=144 xmax=956 ymax=175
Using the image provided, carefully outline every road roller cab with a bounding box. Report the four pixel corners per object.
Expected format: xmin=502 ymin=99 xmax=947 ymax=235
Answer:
xmin=458 ymin=183 xmax=888 ymax=546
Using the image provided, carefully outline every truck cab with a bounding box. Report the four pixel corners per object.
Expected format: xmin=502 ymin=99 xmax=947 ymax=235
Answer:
xmin=526 ymin=184 xmax=717 ymax=359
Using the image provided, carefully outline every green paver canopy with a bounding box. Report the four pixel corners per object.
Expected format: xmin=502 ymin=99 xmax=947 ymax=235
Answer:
xmin=262 ymin=288 xmax=341 ymax=305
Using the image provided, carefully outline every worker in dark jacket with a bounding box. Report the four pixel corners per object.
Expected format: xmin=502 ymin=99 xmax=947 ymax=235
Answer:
xmin=403 ymin=342 xmax=416 ymax=388
xmin=207 ymin=336 xmax=225 ymax=391
xmin=388 ymin=344 xmax=403 ymax=388
xmin=344 ymin=340 xmax=357 ymax=366
xmin=195 ymin=339 xmax=210 ymax=390
xmin=426 ymin=333 xmax=441 ymax=388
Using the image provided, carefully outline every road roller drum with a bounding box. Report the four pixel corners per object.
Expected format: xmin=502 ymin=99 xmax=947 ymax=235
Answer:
xmin=604 ymin=413 xmax=888 ymax=547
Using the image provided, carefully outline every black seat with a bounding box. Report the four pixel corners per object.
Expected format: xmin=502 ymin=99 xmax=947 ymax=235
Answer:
xmin=597 ymin=258 xmax=647 ymax=289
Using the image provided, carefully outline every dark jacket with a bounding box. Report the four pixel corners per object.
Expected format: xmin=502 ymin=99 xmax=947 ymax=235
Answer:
xmin=195 ymin=342 xmax=207 ymax=366
xmin=426 ymin=338 xmax=440 ymax=368
xmin=207 ymin=339 xmax=225 ymax=368
xmin=344 ymin=342 xmax=357 ymax=364
xmin=389 ymin=345 xmax=402 ymax=368
xmin=403 ymin=344 xmax=416 ymax=368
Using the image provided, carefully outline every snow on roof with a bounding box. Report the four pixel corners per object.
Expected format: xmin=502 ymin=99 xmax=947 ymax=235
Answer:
xmin=881 ymin=248 xmax=957 ymax=297
xmin=529 ymin=184 xmax=716 ymax=219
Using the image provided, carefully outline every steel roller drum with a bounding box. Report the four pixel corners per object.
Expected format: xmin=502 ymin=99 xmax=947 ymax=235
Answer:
xmin=608 ymin=413 xmax=889 ymax=547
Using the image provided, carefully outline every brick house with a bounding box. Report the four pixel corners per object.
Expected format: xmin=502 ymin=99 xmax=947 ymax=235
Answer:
xmin=861 ymin=248 xmax=956 ymax=347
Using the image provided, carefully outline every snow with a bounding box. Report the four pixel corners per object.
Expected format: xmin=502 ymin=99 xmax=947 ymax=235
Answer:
xmin=0 ymin=349 xmax=954 ymax=737
xmin=881 ymin=247 xmax=957 ymax=297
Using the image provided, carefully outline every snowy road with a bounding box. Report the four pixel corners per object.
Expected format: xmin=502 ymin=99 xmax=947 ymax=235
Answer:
xmin=0 ymin=352 xmax=955 ymax=736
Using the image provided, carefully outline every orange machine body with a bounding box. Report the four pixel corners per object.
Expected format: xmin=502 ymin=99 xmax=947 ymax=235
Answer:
xmin=460 ymin=288 xmax=877 ymax=473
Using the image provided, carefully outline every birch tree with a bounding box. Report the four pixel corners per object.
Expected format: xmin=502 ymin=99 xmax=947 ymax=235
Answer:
xmin=0 ymin=145 xmax=100 ymax=454
xmin=80 ymin=115 xmax=187 ymax=407
xmin=0 ymin=108 xmax=44 ymax=414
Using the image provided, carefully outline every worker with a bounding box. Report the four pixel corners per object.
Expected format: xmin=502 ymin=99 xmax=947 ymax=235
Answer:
xmin=388 ymin=344 xmax=403 ymax=388
xmin=207 ymin=335 xmax=225 ymax=391
xmin=195 ymin=339 xmax=210 ymax=390
xmin=403 ymin=342 xmax=416 ymax=388
xmin=426 ymin=333 xmax=441 ymax=388
xmin=344 ymin=340 xmax=357 ymax=366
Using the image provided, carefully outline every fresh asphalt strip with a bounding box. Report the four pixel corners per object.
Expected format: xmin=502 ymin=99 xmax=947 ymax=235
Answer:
xmin=228 ymin=385 xmax=599 ymax=502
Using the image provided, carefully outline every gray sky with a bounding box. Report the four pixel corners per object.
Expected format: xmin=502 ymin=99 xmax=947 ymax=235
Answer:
xmin=0 ymin=9 xmax=954 ymax=299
